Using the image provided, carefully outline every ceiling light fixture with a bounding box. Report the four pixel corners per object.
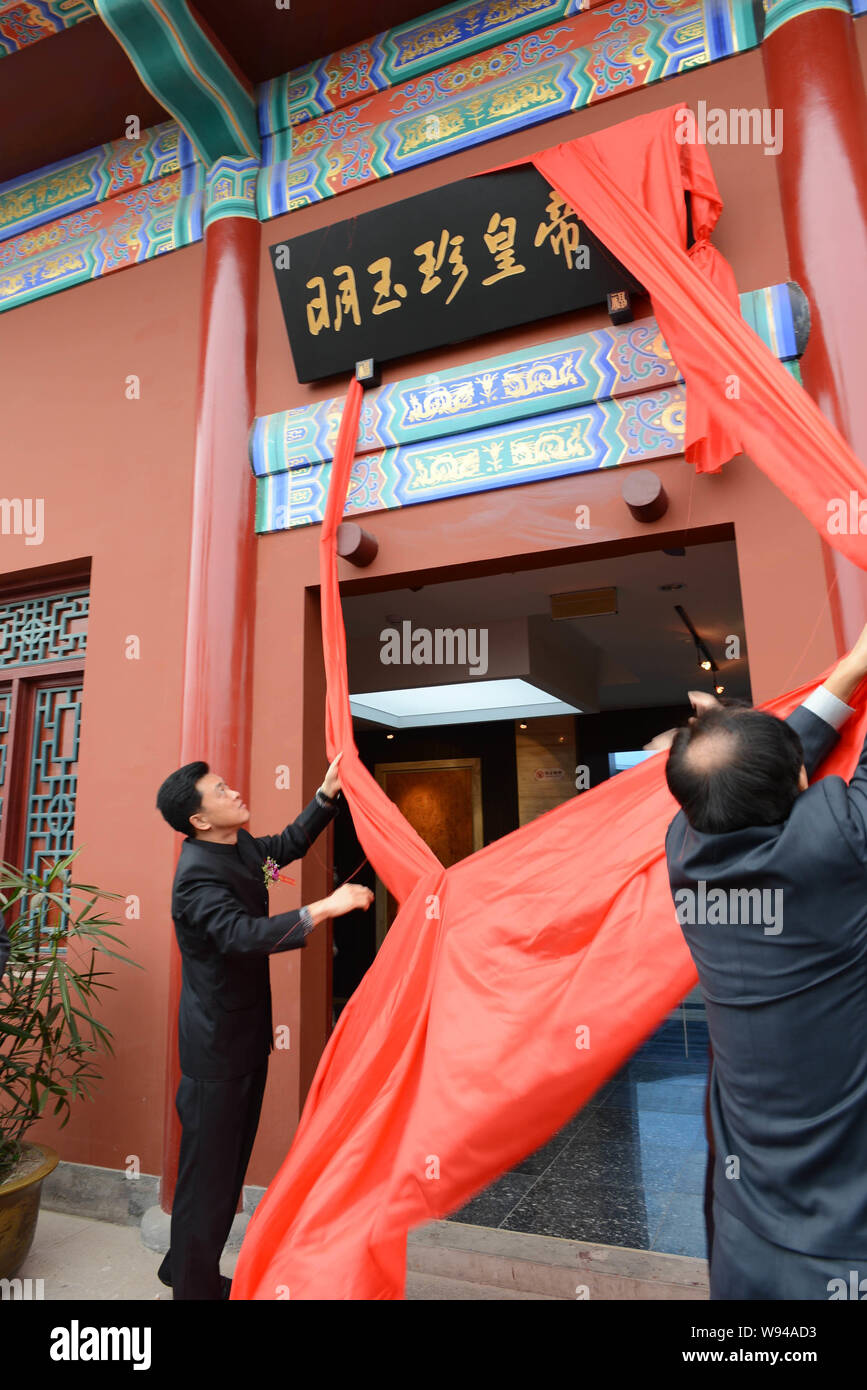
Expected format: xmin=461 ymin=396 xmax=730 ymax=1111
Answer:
xmin=350 ymin=679 xmax=582 ymax=729
xmin=674 ymin=604 xmax=719 ymax=677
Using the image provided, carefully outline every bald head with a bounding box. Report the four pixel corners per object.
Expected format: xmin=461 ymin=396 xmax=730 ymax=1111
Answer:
xmin=681 ymin=725 xmax=740 ymax=776
xmin=666 ymin=707 xmax=806 ymax=834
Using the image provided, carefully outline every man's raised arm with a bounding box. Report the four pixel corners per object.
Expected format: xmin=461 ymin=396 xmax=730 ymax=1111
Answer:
xmin=251 ymin=752 xmax=344 ymax=868
xmin=252 ymin=792 xmax=339 ymax=869
xmin=790 ymin=621 xmax=867 ymax=778
xmin=787 ymin=694 xmax=847 ymax=779
xmin=817 ymin=623 xmax=867 ymax=835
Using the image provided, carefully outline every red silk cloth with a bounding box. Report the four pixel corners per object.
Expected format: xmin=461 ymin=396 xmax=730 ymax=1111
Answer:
xmin=232 ymin=376 xmax=867 ymax=1301
xmin=496 ymin=104 xmax=866 ymax=567
xmin=232 ymin=107 xmax=867 ymax=1300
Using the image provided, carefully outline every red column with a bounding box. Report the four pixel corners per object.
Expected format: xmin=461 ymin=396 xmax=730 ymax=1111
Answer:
xmin=763 ymin=9 xmax=867 ymax=648
xmin=160 ymin=215 xmax=260 ymax=1208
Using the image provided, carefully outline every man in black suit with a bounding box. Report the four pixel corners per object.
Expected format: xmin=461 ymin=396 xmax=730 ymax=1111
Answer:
xmin=662 ymin=625 xmax=867 ymax=1299
xmin=155 ymin=752 xmax=373 ymax=1300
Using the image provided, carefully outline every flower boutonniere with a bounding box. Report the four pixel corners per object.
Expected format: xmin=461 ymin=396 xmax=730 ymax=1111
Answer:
xmin=263 ymin=857 xmax=295 ymax=889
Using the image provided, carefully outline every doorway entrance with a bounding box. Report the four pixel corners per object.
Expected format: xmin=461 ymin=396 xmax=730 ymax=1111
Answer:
xmin=329 ymin=530 xmax=748 ymax=1259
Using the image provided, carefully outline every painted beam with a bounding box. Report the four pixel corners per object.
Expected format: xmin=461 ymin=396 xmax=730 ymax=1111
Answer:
xmin=254 ymin=360 xmax=804 ymax=533
xmin=259 ymin=0 xmax=761 ymax=137
xmin=258 ymin=0 xmax=762 ymax=215
xmin=0 ymin=120 xmax=195 ymax=241
xmin=254 ymin=338 xmax=806 ymax=535
xmin=259 ymin=0 xmax=586 ymax=133
xmin=256 ymin=384 xmax=689 ymax=533
xmin=0 ymin=165 xmax=202 ymax=313
xmin=250 ymin=283 xmax=807 ymax=476
xmin=0 ymin=0 xmax=95 ymax=57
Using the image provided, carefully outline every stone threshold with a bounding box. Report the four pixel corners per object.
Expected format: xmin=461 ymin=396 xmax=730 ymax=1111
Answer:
xmin=407 ymin=1221 xmax=709 ymax=1301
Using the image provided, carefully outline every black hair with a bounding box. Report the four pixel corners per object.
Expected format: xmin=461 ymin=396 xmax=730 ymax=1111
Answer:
xmin=156 ymin=761 xmax=210 ymax=836
xmin=665 ymin=707 xmax=804 ymax=833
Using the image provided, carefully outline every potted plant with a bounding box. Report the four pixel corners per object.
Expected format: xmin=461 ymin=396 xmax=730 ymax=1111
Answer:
xmin=0 ymin=849 xmax=138 ymax=1279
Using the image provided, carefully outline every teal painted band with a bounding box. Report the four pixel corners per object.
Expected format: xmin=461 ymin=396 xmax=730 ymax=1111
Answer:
xmin=94 ymin=0 xmax=259 ymax=164
xmin=763 ymin=0 xmax=851 ymax=37
xmin=203 ymin=199 xmax=259 ymax=227
xmin=204 ymin=156 xmax=260 ymax=228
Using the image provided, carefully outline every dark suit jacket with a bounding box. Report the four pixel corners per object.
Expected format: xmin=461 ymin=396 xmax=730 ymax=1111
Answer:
xmin=666 ymin=703 xmax=867 ymax=1259
xmin=170 ymin=795 xmax=338 ymax=1081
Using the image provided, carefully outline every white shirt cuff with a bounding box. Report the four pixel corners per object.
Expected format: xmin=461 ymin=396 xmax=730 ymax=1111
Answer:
xmin=801 ymin=684 xmax=855 ymax=731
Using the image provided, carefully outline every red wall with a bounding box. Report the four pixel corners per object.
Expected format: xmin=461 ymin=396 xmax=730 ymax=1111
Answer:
xmin=0 ymin=246 xmax=203 ymax=1174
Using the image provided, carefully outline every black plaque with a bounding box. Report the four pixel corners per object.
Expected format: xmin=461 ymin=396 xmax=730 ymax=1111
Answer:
xmin=269 ymin=167 xmax=643 ymax=383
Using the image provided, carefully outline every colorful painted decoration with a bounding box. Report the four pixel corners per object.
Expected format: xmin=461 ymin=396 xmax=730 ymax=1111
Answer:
xmin=258 ymin=0 xmax=585 ymax=132
xmin=0 ymin=166 xmax=202 ymax=313
xmin=0 ymin=121 xmax=194 ymax=241
xmin=250 ymin=283 xmax=806 ymax=477
xmin=256 ymin=361 xmax=803 ymax=531
xmin=0 ymin=0 xmax=856 ymax=317
xmin=204 ymin=156 xmax=260 ymax=228
xmin=255 ymin=385 xmax=687 ymax=533
xmin=0 ymin=0 xmax=94 ymax=58
xmin=258 ymin=0 xmax=763 ymax=215
xmin=259 ymin=0 xmax=761 ymax=140
xmin=252 ymin=283 xmax=805 ymax=532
